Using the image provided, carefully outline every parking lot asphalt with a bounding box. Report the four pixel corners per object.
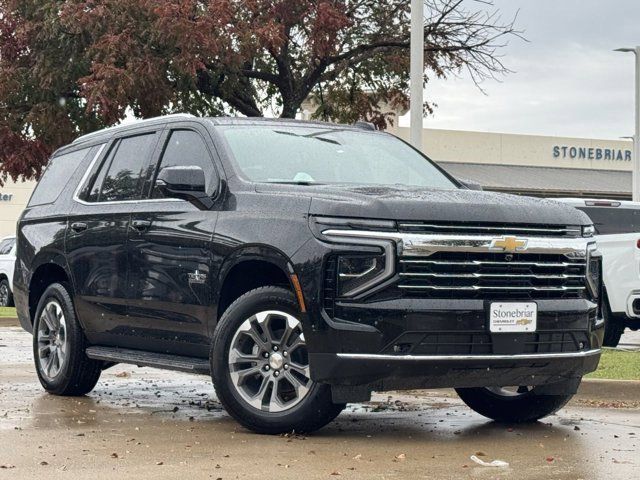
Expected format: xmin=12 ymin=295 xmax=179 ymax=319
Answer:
xmin=0 ymin=323 xmax=639 ymax=479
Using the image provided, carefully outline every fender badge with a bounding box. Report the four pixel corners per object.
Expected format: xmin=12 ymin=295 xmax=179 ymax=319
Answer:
xmin=188 ymin=270 xmax=207 ymax=285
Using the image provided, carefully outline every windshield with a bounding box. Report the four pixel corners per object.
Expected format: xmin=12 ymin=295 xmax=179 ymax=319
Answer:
xmin=221 ymin=125 xmax=458 ymax=189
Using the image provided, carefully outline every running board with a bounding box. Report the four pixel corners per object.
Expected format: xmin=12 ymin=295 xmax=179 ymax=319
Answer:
xmin=85 ymin=346 xmax=211 ymax=375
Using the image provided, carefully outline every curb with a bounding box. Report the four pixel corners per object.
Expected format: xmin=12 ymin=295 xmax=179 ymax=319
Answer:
xmin=0 ymin=317 xmax=19 ymax=327
xmin=576 ymin=378 xmax=640 ymax=402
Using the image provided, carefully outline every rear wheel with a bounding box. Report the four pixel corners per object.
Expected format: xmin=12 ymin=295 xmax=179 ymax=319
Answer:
xmin=33 ymin=283 xmax=102 ymax=396
xmin=0 ymin=279 xmax=13 ymax=307
xmin=211 ymin=286 xmax=345 ymax=434
xmin=456 ymin=385 xmax=573 ymax=423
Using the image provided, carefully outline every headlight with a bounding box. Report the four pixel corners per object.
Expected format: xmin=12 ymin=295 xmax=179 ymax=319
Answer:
xmin=582 ymin=225 xmax=595 ymax=237
xmin=586 ymin=246 xmax=602 ymax=300
xmin=337 ymin=254 xmax=387 ymax=297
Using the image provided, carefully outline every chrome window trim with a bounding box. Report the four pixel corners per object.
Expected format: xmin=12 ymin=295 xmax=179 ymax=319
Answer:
xmin=321 ymin=229 xmax=593 ymax=257
xmin=72 ymin=113 xmax=195 ymax=145
xmin=337 ymin=349 xmax=601 ymax=362
xmin=72 ymin=142 xmax=182 ymax=206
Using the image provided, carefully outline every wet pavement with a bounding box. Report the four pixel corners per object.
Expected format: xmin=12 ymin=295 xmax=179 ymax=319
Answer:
xmin=0 ymin=322 xmax=639 ymax=479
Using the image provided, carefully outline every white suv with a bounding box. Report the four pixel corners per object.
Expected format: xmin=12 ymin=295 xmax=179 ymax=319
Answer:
xmin=555 ymin=199 xmax=640 ymax=346
xmin=0 ymin=235 xmax=16 ymax=307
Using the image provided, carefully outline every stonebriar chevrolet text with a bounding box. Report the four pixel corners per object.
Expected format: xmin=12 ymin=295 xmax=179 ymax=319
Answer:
xmin=14 ymin=115 xmax=603 ymax=434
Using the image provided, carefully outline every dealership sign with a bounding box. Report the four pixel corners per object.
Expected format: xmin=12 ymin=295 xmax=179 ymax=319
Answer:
xmin=0 ymin=193 xmax=13 ymax=202
xmin=553 ymin=145 xmax=632 ymax=161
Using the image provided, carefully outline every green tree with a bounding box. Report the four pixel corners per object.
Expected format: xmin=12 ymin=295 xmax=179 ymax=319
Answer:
xmin=0 ymin=0 xmax=520 ymax=184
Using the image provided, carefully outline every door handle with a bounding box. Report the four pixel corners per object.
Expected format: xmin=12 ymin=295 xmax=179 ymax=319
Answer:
xmin=131 ymin=220 xmax=152 ymax=232
xmin=70 ymin=222 xmax=88 ymax=233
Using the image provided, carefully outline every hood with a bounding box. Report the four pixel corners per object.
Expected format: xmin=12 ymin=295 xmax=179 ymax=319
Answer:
xmin=255 ymin=184 xmax=591 ymax=226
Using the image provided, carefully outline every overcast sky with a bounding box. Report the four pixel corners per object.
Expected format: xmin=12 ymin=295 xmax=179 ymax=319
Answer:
xmin=399 ymin=0 xmax=640 ymax=139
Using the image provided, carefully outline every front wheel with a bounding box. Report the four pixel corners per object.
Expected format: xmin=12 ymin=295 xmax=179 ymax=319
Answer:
xmin=211 ymin=286 xmax=345 ymax=434
xmin=456 ymin=386 xmax=573 ymax=423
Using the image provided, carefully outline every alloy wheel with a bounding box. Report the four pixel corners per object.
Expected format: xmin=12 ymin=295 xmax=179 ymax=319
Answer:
xmin=0 ymin=284 xmax=8 ymax=307
xmin=36 ymin=300 xmax=68 ymax=381
xmin=228 ymin=310 xmax=312 ymax=413
xmin=486 ymin=386 xmax=533 ymax=397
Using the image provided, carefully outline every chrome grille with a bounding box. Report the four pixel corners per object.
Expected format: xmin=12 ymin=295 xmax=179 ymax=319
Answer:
xmin=398 ymin=222 xmax=582 ymax=237
xmin=398 ymin=252 xmax=587 ymax=299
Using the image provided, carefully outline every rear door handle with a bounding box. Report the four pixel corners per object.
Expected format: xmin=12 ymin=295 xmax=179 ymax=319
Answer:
xmin=70 ymin=222 xmax=87 ymax=233
xmin=131 ymin=220 xmax=152 ymax=232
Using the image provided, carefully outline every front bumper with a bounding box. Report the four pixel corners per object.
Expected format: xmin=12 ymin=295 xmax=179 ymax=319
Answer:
xmin=296 ymin=225 xmax=603 ymax=391
xmin=310 ymin=348 xmax=601 ymax=390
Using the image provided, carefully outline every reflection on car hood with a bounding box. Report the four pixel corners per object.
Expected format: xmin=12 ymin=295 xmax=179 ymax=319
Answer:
xmin=256 ymin=184 xmax=590 ymax=226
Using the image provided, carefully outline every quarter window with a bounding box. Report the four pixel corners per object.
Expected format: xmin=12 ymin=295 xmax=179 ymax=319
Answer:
xmin=28 ymin=146 xmax=95 ymax=206
xmin=87 ymin=133 xmax=157 ymax=202
xmin=152 ymin=130 xmax=217 ymax=198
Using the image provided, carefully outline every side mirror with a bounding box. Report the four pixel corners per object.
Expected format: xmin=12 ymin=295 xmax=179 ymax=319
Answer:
xmin=155 ymin=166 xmax=213 ymax=209
xmin=457 ymin=178 xmax=483 ymax=191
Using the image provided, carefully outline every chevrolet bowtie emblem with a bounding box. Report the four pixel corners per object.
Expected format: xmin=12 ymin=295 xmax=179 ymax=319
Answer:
xmin=490 ymin=236 xmax=528 ymax=253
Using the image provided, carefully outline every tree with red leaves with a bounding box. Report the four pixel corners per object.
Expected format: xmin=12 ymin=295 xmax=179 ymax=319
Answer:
xmin=0 ymin=0 xmax=520 ymax=184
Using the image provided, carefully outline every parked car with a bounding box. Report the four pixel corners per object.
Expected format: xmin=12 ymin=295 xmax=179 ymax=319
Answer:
xmin=0 ymin=235 xmax=16 ymax=307
xmin=14 ymin=115 xmax=603 ymax=434
xmin=554 ymin=198 xmax=640 ymax=346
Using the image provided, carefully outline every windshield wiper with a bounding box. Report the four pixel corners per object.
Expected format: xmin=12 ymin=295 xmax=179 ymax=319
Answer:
xmin=274 ymin=130 xmax=342 ymax=145
xmin=264 ymin=180 xmax=324 ymax=186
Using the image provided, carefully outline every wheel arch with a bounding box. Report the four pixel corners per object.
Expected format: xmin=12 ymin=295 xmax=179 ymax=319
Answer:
xmin=28 ymin=257 xmax=71 ymax=327
xmin=215 ymin=245 xmax=305 ymax=329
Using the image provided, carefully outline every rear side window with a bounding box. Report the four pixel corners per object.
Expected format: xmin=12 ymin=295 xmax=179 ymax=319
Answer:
xmin=0 ymin=238 xmax=14 ymax=255
xmin=28 ymin=147 xmax=94 ymax=206
xmin=577 ymin=207 xmax=640 ymax=235
xmin=87 ymin=133 xmax=157 ymax=202
xmin=152 ymin=130 xmax=217 ymax=198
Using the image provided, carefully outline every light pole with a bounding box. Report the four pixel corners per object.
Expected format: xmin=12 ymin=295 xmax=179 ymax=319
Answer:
xmin=410 ymin=0 xmax=424 ymax=149
xmin=615 ymin=47 xmax=640 ymax=202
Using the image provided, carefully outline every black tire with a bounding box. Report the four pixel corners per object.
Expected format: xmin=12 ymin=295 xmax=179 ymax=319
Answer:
xmin=211 ymin=286 xmax=345 ymax=434
xmin=456 ymin=386 xmax=573 ymax=423
xmin=0 ymin=278 xmax=13 ymax=307
xmin=33 ymin=282 xmax=102 ymax=396
xmin=602 ymin=300 xmax=625 ymax=347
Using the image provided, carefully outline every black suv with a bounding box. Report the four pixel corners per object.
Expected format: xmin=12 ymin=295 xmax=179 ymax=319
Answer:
xmin=14 ymin=115 xmax=603 ymax=434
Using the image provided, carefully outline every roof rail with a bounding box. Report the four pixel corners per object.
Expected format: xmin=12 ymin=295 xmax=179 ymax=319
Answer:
xmin=584 ymin=200 xmax=622 ymax=207
xmin=354 ymin=121 xmax=376 ymax=131
xmin=72 ymin=113 xmax=196 ymax=144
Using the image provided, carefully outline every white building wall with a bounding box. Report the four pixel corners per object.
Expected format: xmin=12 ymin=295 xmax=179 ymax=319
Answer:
xmin=391 ymin=127 xmax=633 ymax=172
xmin=0 ymin=179 xmax=36 ymax=238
